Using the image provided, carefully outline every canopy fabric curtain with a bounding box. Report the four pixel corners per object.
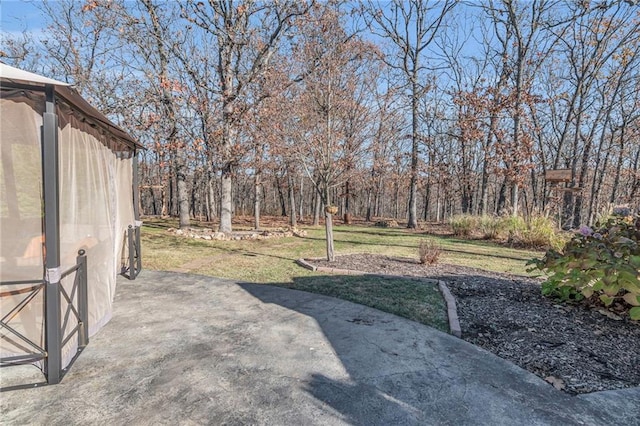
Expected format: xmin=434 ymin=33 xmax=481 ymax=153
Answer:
xmin=57 ymin=110 xmax=135 ymax=366
xmin=0 ymin=95 xmax=46 ymax=363
xmin=1 ymin=90 xmax=135 ymax=370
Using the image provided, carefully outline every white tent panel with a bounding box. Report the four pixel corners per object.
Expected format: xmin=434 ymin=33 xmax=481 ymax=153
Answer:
xmin=0 ymin=97 xmax=45 ymax=361
xmin=57 ymin=116 xmax=135 ymax=366
xmin=1 ymin=66 xmax=140 ymax=374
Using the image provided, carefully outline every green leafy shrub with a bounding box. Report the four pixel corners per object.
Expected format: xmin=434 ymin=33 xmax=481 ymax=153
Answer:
xmin=528 ymin=215 xmax=640 ymax=320
xmin=449 ymin=214 xmax=476 ymax=236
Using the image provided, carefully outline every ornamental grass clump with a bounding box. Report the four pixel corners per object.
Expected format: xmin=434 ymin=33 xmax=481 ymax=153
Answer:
xmin=502 ymin=214 xmax=566 ymax=250
xmin=528 ymin=215 xmax=640 ymax=320
xmin=449 ymin=214 xmax=476 ymax=237
xmin=478 ymin=215 xmax=503 ymax=240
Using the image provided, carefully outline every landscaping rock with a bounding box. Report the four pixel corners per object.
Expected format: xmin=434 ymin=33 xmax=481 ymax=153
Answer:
xmin=374 ymin=219 xmax=398 ymax=228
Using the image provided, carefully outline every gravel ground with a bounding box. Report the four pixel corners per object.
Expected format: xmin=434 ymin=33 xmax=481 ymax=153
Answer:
xmin=309 ymin=254 xmax=640 ymax=395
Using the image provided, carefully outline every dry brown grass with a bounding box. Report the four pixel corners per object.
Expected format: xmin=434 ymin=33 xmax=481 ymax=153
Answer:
xmin=418 ymin=239 xmax=442 ymax=265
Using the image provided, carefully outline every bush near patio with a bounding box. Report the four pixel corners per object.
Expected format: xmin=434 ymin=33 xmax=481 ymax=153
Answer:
xmin=528 ymin=215 xmax=640 ymax=320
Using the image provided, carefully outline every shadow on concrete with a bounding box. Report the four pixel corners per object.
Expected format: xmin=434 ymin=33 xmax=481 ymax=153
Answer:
xmin=2 ymin=271 xmax=638 ymax=425
xmin=239 ymin=276 xmax=637 ymax=425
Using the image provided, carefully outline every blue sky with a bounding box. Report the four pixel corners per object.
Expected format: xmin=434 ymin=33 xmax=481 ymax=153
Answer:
xmin=1 ymin=0 xmax=47 ymax=36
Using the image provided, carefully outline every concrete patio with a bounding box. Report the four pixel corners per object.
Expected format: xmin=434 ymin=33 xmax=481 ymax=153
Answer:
xmin=1 ymin=270 xmax=639 ymax=425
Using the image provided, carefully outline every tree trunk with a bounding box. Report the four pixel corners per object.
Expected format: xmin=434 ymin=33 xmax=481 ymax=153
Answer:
xmin=408 ymin=81 xmax=419 ymax=228
xmin=298 ymin=175 xmax=304 ymax=222
xmin=313 ymin=191 xmax=321 ymax=226
xmin=275 ymin=175 xmax=287 ymax=216
xmin=511 ymin=184 xmax=518 ymax=217
xmin=394 ymin=183 xmax=399 ymax=219
xmin=629 ymin=147 xmax=640 ymax=206
xmin=254 ymin=171 xmax=261 ymax=230
xmin=423 ymin=181 xmax=430 ymax=221
xmin=161 ymin=182 xmax=167 ymax=216
xmin=219 ymin=166 xmax=233 ymax=233
xmin=610 ymin=135 xmax=625 ymax=204
xmin=325 ymin=212 xmax=335 ymax=261
xmin=497 ymin=178 xmax=507 ymax=214
xmin=480 ymin=118 xmax=496 ymax=216
xmin=288 ymin=172 xmax=297 ymax=228
xmin=206 ymin=170 xmax=216 ymax=221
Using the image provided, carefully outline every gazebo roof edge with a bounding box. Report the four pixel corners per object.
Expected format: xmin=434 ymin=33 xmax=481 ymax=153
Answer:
xmin=1 ymin=63 xmax=144 ymax=152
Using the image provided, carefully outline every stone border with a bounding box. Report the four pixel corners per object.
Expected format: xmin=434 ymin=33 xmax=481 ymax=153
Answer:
xmin=437 ymin=281 xmax=462 ymax=338
xmin=168 ymin=227 xmax=308 ymax=241
xmin=296 ymin=257 xmax=462 ymax=338
xmin=295 ymin=258 xmax=317 ymax=271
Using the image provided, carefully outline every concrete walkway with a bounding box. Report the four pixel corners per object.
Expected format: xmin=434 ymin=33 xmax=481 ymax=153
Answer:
xmin=1 ymin=270 xmax=639 ymax=425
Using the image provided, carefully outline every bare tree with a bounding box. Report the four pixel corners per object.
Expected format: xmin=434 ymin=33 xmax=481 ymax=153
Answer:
xmin=290 ymin=4 xmax=374 ymax=260
xmin=365 ymin=0 xmax=456 ymax=228
xmin=181 ymin=0 xmax=312 ymax=233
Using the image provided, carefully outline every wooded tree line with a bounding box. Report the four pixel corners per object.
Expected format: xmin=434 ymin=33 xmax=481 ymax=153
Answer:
xmin=3 ymin=0 xmax=640 ymax=231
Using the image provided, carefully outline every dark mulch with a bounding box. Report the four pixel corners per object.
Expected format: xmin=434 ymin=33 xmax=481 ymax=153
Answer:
xmin=309 ymin=254 xmax=640 ymax=395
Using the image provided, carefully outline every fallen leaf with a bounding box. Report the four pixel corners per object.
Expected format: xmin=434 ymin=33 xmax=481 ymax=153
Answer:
xmin=596 ymin=309 xmax=622 ymax=321
xmin=545 ymin=376 xmax=566 ymax=391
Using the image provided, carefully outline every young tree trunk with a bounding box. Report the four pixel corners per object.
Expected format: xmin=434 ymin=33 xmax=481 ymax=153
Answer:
xmin=325 ymin=212 xmax=335 ymax=261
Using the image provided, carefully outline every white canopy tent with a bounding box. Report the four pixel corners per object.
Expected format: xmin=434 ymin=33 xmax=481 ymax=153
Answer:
xmin=0 ymin=63 xmax=142 ymax=388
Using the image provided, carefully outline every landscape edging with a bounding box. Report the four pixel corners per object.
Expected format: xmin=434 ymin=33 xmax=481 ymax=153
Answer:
xmin=295 ymin=258 xmax=317 ymax=271
xmin=437 ymin=281 xmax=462 ymax=338
xmin=297 ymin=257 xmax=462 ymax=338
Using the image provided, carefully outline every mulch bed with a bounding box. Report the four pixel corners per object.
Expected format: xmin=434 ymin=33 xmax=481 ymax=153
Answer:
xmin=309 ymin=254 xmax=640 ymax=395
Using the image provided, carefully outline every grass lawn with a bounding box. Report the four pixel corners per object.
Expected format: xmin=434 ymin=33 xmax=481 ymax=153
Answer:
xmin=140 ymin=217 xmax=543 ymax=332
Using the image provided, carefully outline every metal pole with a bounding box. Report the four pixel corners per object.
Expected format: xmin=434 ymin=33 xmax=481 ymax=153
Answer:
xmin=42 ymin=85 xmax=62 ymax=385
xmin=77 ymin=250 xmax=89 ymax=347
xmin=131 ymin=152 xmax=142 ymax=279
xmin=136 ymin=226 xmax=142 ymax=276
xmin=132 ymin=152 xmax=140 ymax=221
xmin=128 ymin=225 xmax=135 ymax=280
